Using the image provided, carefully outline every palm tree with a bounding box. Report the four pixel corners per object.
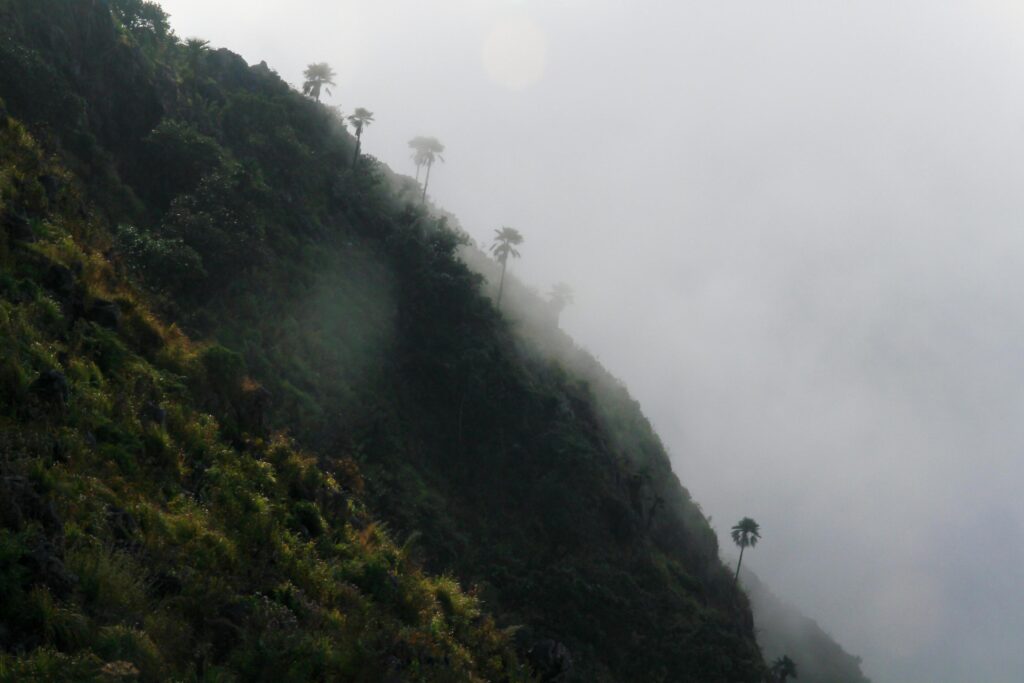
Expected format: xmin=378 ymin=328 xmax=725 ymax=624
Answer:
xmin=769 ymin=655 xmax=798 ymax=682
xmin=490 ymin=227 xmax=524 ymax=308
xmin=183 ymin=38 xmax=209 ymax=79
xmin=411 ymin=146 xmax=428 ymax=182
xmin=730 ymin=517 xmax=761 ymax=585
xmin=348 ymin=107 xmax=374 ymax=166
xmin=549 ymin=282 xmax=574 ymax=321
xmin=302 ymin=63 xmax=336 ymax=103
xmin=408 ymin=136 xmax=445 ymax=202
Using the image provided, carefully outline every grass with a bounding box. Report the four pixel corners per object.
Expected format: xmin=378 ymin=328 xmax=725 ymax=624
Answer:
xmin=0 ymin=110 xmax=528 ymax=682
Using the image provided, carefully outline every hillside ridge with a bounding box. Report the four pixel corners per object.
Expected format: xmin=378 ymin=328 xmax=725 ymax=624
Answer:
xmin=0 ymin=0 xmax=768 ymax=680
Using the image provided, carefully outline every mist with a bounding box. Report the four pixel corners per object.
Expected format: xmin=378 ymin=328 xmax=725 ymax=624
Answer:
xmin=156 ymin=1 xmax=1024 ymax=680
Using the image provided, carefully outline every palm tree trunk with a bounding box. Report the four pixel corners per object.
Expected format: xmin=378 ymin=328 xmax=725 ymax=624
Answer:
xmin=352 ymin=134 xmax=361 ymax=167
xmin=421 ymin=160 xmax=433 ymax=202
xmin=496 ymin=261 xmax=508 ymax=308
xmin=734 ymin=546 xmax=745 ymax=586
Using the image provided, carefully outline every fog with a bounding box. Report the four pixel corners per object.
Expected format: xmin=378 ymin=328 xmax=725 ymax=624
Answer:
xmin=156 ymin=1 xmax=1024 ymax=680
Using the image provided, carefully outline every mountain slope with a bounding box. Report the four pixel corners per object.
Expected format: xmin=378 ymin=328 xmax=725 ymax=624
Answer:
xmin=0 ymin=103 xmax=525 ymax=681
xmin=0 ymin=1 xmax=766 ymax=680
xmin=743 ymin=570 xmax=872 ymax=683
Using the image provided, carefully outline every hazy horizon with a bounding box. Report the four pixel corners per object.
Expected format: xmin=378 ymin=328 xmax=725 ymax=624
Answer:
xmin=156 ymin=1 xmax=1024 ymax=680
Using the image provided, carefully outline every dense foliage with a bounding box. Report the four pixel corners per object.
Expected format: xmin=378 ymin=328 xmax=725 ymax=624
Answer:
xmin=0 ymin=103 xmax=526 ymax=682
xmin=0 ymin=0 xmax=767 ymax=680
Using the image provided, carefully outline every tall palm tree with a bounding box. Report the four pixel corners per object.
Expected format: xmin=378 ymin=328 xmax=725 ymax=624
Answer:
xmin=490 ymin=227 xmax=524 ymax=308
xmin=302 ymin=63 xmax=336 ymax=103
xmin=770 ymin=655 xmax=798 ymax=682
xmin=408 ymin=136 xmax=445 ymax=202
xmin=730 ymin=517 xmax=761 ymax=585
xmin=348 ymin=107 xmax=374 ymax=166
xmin=411 ymin=146 xmax=428 ymax=182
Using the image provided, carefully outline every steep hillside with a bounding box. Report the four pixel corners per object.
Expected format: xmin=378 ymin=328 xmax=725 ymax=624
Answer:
xmin=743 ymin=570 xmax=872 ymax=683
xmin=0 ymin=104 xmax=524 ymax=681
xmin=0 ymin=1 xmax=766 ymax=680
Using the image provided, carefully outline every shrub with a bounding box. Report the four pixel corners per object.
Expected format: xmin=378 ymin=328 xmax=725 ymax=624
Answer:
xmin=114 ymin=223 xmax=206 ymax=297
xmin=139 ymin=120 xmax=225 ymax=209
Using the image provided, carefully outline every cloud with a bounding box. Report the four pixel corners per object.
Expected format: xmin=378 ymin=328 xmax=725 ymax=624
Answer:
xmin=481 ymin=16 xmax=547 ymax=90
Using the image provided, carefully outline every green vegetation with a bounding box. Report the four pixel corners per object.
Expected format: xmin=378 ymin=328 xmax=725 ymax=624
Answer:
xmin=183 ymin=38 xmax=210 ymax=80
xmin=0 ymin=0 xmax=769 ymax=680
xmin=731 ymin=517 xmax=761 ymax=585
xmin=0 ymin=107 xmax=523 ymax=681
xmin=770 ymin=655 xmax=798 ymax=682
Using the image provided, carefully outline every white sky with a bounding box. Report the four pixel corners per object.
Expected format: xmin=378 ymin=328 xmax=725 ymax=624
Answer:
xmin=157 ymin=2 xmax=1024 ymax=680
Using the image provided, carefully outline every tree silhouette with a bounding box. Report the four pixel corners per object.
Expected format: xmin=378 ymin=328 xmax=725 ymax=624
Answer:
xmin=408 ymin=136 xmax=445 ymax=202
xmin=490 ymin=227 xmax=524 ymax=308
xmin=411 ymin=147 xmax=426 ymax=182
xmin=730 ymin=517 xmax=760 ymax=586
xmin=549 ymin=282 xmax=574 ymax=321
xmin=411 ymin=147 xmax=426 ymax=181
xmin=302 ymin=63 xmax=336 ymax=103
xmin=111 ymin=0 xmax=170 ymax=37
xmin=347 ymin=107 xmax=374 ymax=166
xmin=770 ymin=655 xmax=798 ymax=682
xmin=183 ymin=38 xmax=209 ymax=79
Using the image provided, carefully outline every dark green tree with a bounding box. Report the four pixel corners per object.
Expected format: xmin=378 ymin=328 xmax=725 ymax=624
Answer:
xmin=408 ymin=136 xmax=445 ymax=201
xmin=348 ymin=107 xmax=374 ymax=166
xmin=111 ymin=0 xmax=170 ymax=37
xmin=731 ymin=517 xmax=761 ymax=585
xmin=302 ymin=63 xmax=336 ymax=103
xmin=490 ymin=227 xmax=524 ymax=308
xmin=770 ymin=655 xmax=798 ymax=682
xmin=139 ymin=119 xmax=224 ymax=208
xmin=183 ymin=38 xmax=209 ymax=79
